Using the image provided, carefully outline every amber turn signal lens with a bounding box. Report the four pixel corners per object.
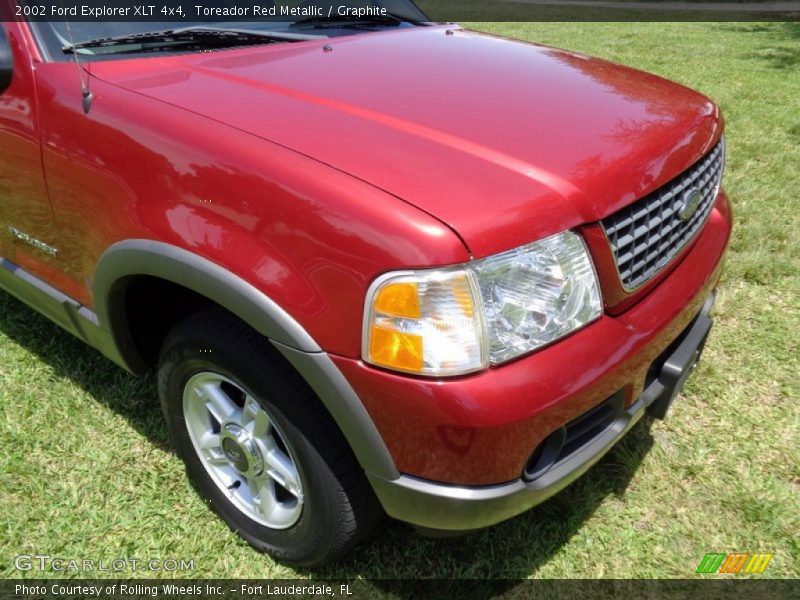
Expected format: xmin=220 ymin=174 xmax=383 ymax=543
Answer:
xmin=369 ymin=326 xmax=424 ymax=372
xmin=373 ymin=282 xmax=421 ymax=318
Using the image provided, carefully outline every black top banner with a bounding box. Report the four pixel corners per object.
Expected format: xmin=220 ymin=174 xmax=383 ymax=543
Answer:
xmin=5 ymin=0 xmax=800 ymax=22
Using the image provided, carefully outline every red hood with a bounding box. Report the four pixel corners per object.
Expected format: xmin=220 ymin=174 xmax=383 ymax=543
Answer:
xmin=91 ymin=26 xmax=722 ymax=258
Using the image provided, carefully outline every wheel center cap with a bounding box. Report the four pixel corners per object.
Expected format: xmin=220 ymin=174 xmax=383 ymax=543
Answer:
xmin=220 ymin=424 xmax=263 ymax=476
xmin=221 ymin=437 xmax=249 ymax=472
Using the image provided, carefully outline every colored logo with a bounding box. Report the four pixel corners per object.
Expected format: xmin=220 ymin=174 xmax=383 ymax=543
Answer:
xmin=696 ymin=552 xmax=773 ymax=574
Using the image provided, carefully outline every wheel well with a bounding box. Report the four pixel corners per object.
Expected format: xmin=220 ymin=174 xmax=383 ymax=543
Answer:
xmin=123 ymin=276 xmax=216 ymax=367
xmin=105 ymin=271 xmax=399 ymax=480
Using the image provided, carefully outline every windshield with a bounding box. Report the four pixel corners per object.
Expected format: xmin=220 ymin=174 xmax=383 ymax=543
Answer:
xmin=31 ymin=0 xmax=429 ymax=60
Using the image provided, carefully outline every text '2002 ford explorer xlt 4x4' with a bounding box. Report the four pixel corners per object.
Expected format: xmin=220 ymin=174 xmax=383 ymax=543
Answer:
xmin=0 ymin=1 xmax=731 ymax=566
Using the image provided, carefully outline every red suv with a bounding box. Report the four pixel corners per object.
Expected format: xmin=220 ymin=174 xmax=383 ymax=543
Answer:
xmin=0 ymin=3 xmax=731 ymax=566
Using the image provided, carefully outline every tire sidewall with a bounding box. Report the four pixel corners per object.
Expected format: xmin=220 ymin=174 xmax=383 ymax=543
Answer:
xmin=159 ymin=331 xmax=342 ymax=564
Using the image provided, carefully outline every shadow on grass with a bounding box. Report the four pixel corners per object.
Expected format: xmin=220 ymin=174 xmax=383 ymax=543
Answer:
xmin=0 ymin=290 xmax=655 ymax=583
xmin=725 ymin=22 xmax=800 ymax=70
xmin=0 ymin=291 xmax=168 ymax=452
xmin=310 ymin=420 xmax=655 ymax=584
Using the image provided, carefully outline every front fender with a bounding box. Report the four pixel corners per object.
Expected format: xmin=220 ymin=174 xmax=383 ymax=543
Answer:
xmin=93 ymin=239 xmax=400 ymax=480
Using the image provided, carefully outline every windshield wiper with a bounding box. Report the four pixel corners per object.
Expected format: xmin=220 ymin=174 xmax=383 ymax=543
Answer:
xmin=290 ymin=13 xmax=410 ymax=29
xmin=63 ymin=26 xmax=326 ymax=55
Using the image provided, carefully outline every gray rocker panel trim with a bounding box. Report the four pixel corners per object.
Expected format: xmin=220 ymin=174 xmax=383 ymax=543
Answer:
xmin=0 ymin=257 xmax=128 ymax=367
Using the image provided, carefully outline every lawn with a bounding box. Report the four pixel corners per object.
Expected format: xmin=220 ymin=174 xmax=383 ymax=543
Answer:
xmin=1 ymin=23 xmax=798 ymax=581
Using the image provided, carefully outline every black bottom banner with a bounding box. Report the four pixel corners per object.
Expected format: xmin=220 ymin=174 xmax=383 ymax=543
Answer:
xmin=2 ymin=579 xmax=799 ymax=600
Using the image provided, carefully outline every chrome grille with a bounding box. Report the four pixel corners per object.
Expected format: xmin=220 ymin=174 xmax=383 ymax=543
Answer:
xmin=603 ymin=138 xmax=725 ymax=290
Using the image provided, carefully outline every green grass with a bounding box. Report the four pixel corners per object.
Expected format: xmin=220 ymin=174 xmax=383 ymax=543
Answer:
xmin=1 ymin=23 xmax=798 ymax=581
xmin=416 ymin=1 xmax=795 ymax=22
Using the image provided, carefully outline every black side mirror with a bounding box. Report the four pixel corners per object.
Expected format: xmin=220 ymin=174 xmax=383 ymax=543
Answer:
xmin=0 ymin=27 xmax=12 ymax=94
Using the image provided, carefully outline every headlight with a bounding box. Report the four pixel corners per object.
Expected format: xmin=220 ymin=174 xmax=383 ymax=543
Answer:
xmin=363 ymin=231 xmax=602 ymax=376
xmin=472 ymin=231 xmax=602 ymax=364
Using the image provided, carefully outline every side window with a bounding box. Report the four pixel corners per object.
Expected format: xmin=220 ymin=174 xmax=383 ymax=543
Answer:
xmin=0 ymin=25 xmax=12 ymax=94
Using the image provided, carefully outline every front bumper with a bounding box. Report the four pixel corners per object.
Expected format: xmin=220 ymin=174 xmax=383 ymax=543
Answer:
xmin=366 ymin=294 xmax=714 ymax=531
xmin=328 ymin=191 xmax=730 ymax=530
xmin=334 ymin=192 xmax=731 ymax=487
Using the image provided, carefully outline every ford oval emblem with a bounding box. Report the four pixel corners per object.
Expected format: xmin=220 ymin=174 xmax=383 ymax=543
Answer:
xmin=679 ymin=188 xmax=703 ymax=221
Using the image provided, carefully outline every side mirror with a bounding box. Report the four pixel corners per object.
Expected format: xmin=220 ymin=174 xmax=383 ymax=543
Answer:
xmin=0 ymin=27 xmax=12 ymax=94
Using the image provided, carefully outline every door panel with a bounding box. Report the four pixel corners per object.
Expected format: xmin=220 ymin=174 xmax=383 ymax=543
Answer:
xmin=0 ymin=23 xmax=57 ymax=278
xmin=0 ymin=22 xmax=84 ymax=300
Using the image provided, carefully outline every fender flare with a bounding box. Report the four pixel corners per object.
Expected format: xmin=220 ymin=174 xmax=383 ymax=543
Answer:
xmin=94 ymin=240 xmax=322 ymax=370
xmin=93 ymin=240 xmax=400 ymax=480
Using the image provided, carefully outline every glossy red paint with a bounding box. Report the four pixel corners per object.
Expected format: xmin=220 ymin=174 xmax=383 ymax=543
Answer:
xmin=88 ymin=26 xmax=722 ymax=262
xmin=0 ymin=18 xmax=733 ymax=490
xmin=28 ymin=59 xmax=468 ymax=355
xmin=3 ymin=22 xmax=725 ymax=359
xmin=334 ymin=191 xmax=731 ymax=485
xmin=0 ymin=20 xmax=74 ymax=295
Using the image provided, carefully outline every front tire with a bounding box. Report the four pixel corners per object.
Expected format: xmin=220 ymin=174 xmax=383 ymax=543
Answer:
xmin=158 ymin=309 xmax=381 ymax=566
